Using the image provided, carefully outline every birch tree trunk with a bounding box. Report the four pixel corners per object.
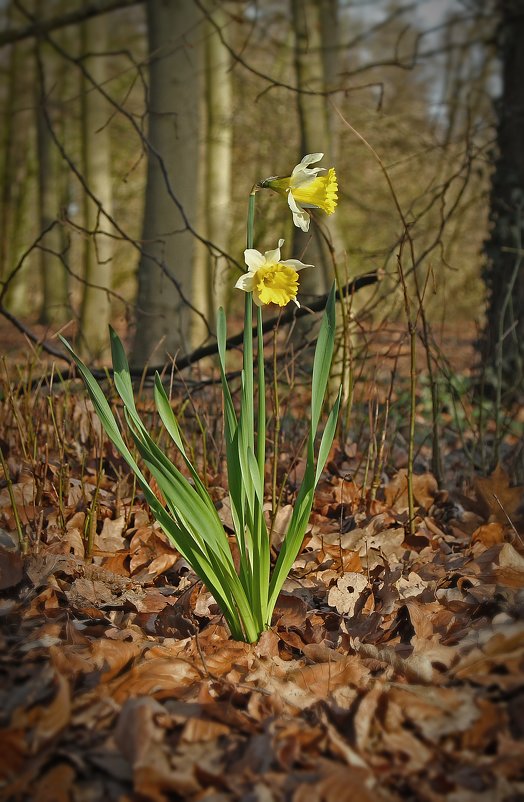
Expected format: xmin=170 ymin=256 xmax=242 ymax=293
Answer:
xmin=79 ymin=13 xmax=113 ymax=360
xmin=132 ymin=0 xmax=203 ymax=365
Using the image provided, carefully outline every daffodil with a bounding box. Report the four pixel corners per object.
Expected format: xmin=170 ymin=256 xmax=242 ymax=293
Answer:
xmin=235 ymin=239 xmax=314 ymax=307
xmin=261 ymin=153 xmax=338 ymax=232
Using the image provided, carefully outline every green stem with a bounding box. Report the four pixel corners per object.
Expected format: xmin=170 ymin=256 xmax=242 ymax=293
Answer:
xmin=243 ymin=191 xmax=256 ymax=454
xmin=407 ymin=323 xmax=416 ymax=535
xmin=257 ymin=306 xmax=265 ymax=486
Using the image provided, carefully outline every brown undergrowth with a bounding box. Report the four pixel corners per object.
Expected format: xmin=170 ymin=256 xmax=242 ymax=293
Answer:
xmin=0 ymin=340 xmax=523 ymax=802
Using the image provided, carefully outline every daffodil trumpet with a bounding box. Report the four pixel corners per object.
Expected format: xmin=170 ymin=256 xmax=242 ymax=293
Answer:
xmin=60 ymin=158 xmax=341 ymax=643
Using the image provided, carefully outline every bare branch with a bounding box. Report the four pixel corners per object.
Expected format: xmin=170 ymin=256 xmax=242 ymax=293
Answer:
xmin=1 ymin=0 xmax=143 ymax=48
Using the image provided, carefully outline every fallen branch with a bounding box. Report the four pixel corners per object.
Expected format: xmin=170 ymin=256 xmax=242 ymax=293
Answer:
xmin=1 ymin=272 xmax=378 ymax=381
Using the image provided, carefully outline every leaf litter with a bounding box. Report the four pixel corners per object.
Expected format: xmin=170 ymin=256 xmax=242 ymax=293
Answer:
xmin=0 ymin=384 xmax=524 ymax=802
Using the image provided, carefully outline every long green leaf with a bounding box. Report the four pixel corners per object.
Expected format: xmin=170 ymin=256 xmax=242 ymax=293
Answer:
xmin=311 ymin=283 xmax=336 ymax=434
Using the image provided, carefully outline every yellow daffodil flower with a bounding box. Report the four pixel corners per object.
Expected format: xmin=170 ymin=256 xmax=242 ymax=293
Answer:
xmin=261 ymin=153 xmax=338 ymax=232
xmin=235 ymin=239 xmax=314 ymax=307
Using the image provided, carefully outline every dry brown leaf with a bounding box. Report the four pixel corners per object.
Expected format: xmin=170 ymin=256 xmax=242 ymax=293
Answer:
xmin=90 ymin=638 xmax=143 ymax=681
xmin=180 ymin=716 xmax=230 ymax=743
xmin=132 ymin=552 xmax=178 ymax=583
xmin=111 ymin=657 xmax=201 ymax=703
xmin=95 ymin=515 xmax=127 ymax=551
xmin=0 ymin=478 xmax=35 ymax=509
xmin=114 ymin=696 xmax=168 ymax=766
xmin=289 ymin=655 xmax=369 ymax=696
xmin=33 ymin=763 xmax=76 ymax=802
xmin=352 ymin=682 xmax=384 ymax=751
xmin=388 ymin=685 xmax=480 ymax=740
xmin=272 ymin=592 xmax=308 ymax=628
xmin=197 ymin=640 xmax=252 ymax=677
xmin=471 ymin=522 xmax=506 ymax=547
xmin=270 ymin=504 xmax=295 ymax=548
xmin=352 ymin=640 xmax=435 ymax=684
xmin=327 ymin=572 xmax=368 ymax=615
xmin=385 ymin=470 xmax=438 ymax=511
xmin=29 ymin=671 xmax=71 ymax=748
xmin=293 ymin=761 xmax=379 ymax=802
xmin=474 ymin=465 xmax=524 ymax=524
xmin=0 ymin=541 xmax=24 ymax=590
xmin=0 ymin=729 xmax=27 ymax=782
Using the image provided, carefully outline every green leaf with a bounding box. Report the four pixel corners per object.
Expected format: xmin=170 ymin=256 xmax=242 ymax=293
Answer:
xmin=311 ymin=283 xmax=336 ymax=434
xmin=315 ymin=387 xmax=342 ymax=485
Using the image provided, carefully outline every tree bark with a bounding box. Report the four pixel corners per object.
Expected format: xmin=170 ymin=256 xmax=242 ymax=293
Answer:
xmin=483 ymin=0 xmax=524 ymax=388
xmin=191 ymin=1 xmax=233 ymax=345
xmin=291 ymin=0 xmax=342 ymax=299
xmin=79 ymin=13 xmax=113 ymax=360
xmin=35 ymin=20 xmax=69 ymax=326
xmin=204 ymin=2 xmax=233 ymax=316
xmin=132 ymin=0 xmax=203 ymax=365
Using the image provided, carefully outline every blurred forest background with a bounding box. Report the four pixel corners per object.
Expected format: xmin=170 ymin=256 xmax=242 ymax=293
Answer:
xmin=0 ymin=0 xmax=522 ymax=402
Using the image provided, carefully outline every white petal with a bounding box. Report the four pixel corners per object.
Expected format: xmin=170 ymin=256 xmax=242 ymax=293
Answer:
xmin=291 ymin=153 xmax=324 ymax=176
xmin=291 ymin=168 xmax=324 ymax=189
xmin=252 ymin=289 xmax=264 ymax=306
xmin=292 ymin=211 xmax=310 ymax=232
xmin=264 ymin=238 xmax=285 ymax=264
xmin=244 ymin=248 xmax=266 ymax=271
xmin=235 ymin=273 xmax=255 ymax=292
xmin=264 ymin=245 xmax=282 ymax=264
xmin=280 ymin=258 xmax=315 ymax=272
xmin=287 ymin=192 xmax=310 ymax=231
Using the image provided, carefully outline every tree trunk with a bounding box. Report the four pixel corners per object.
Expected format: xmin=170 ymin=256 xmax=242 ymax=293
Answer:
xmin=191 ymin=1 xmax=233 ymax=345
xmin=35 ymin=22 xmax=69 ymax=326
xmin=132 ymin=0 xmax=203 ymax=365
xmin=0 ymin=23 xmax=34 ymax=315
xmin=204 ymin=2 xmax=233 ymax=316
xmin=483 ymin=0 xmax=524 ymax=389
xmin=291 ymin=0 xmax=341 ymax=300
xmin=79 ymin=13 xmax=113 ymax=360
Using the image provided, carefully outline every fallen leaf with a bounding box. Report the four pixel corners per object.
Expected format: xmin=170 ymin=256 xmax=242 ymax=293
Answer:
xmin=328 ymin=572 xmax=368 ymax=615
xmin=474 ymin=465 xmax=524 ymax=524
xmin=111 ymin=657 xmax=201 ymax=703
xmin=471 ymin=522 xmax=506 ymax=547
xmin=0 ymin=540 xmax=24 ymax=590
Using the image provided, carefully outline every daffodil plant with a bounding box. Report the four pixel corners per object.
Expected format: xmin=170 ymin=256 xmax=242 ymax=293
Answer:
xmin=61 ymin=154 xmax=340 ymax=643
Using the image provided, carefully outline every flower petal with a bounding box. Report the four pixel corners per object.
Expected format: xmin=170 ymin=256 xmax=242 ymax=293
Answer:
xmin=291 ymin=153 xmax=324 ymax=175
xmin=244 ymin=248 xmax=266 ymax=271
xmin=235 ymin=273 xmax=255 ymax=292
xmin=287 ymin=191 xmax=310 ymax=232
xmin=280 ymin=258 xmax=315 ymax=272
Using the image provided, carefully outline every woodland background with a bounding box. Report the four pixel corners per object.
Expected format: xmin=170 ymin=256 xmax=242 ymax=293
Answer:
xmin=1 ymin=2 xmax=524 ymax=801
xmin=1 ymin=0 xmax=522 ymax=373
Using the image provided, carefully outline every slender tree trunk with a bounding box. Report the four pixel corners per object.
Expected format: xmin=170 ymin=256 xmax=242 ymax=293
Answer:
xmin=204 ymin=2 xmax=233 ymax=315
xmin=0 ymin=33 xmax=18 ymax=287
xmin=35 ymin=26 xmax=69 ymax=325
xmin=291 ymin=0 xmax=341 ymax=299
xmin=0 ymin=25 xmax=34 ymax=314
xmin=79 ymin=13 xmax=113 ymax=360
xmin=483 ymin=0 xmax=524 ymax=388
xmin=132 ymin=0 xmax=203 ymax=365
xmin=191 ymin=1 xmax=233 ymax=345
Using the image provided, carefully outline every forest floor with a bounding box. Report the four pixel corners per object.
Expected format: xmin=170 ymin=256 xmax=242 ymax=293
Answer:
xmin=1 ymin=317 xmax=523 ymax=802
